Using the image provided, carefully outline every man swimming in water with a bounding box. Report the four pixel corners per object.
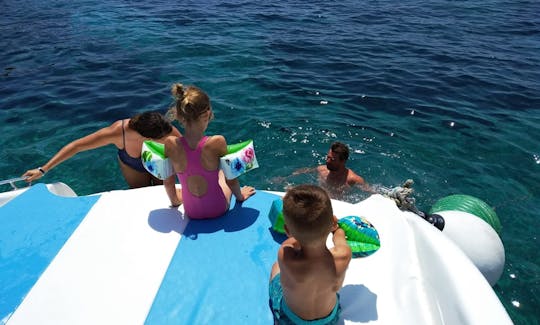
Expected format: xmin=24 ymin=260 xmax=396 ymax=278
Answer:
xmin=293 ymin=142 xmax=371 ymax=199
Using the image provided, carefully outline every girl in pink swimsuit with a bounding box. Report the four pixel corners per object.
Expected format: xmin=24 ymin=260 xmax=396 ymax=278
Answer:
xmin=163 ymin=83 xmax=255 ymax=219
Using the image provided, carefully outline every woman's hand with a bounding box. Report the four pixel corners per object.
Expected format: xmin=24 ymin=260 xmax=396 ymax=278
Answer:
xmin=22 ymin=168 xmax=44 ymax=182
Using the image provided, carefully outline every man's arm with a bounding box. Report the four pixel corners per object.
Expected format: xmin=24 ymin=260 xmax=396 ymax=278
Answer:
xmin=348 ymin=170 xmax=376 ymax=193
xmin=292 ymin=166 xmax=317 ymax=175
xmin=270 ymin=166 xmax=318 ymax=184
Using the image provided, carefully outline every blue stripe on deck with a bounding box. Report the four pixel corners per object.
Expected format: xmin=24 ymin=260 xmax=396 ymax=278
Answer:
xmin=145 ymin=191 xmax=285 ymax=324
xmin=0 ymin=184 xmax=100 ymax=322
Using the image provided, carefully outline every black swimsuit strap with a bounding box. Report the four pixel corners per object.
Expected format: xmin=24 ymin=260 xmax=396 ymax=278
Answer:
xmin=121 ymin=119 xmax=126 ymax=149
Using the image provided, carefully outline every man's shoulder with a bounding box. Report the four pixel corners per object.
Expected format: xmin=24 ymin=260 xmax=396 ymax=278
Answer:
xmin=317 ymin=165 xmax=329 ymax=174
xmin=347 ymin=168 xmax=365 ymax=184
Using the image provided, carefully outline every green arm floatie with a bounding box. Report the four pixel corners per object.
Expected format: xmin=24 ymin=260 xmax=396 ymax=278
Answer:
xmin=141 ymin=141 xmax=173 ymax=180
xmin=219 ymin=139 xmax=259 ymax=179
xmin=141 ymin=139 xmax=259 ymax=180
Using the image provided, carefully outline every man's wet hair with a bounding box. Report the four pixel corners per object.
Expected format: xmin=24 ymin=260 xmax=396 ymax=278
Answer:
xmin=331 ymin=142 xmax=349 ymax=161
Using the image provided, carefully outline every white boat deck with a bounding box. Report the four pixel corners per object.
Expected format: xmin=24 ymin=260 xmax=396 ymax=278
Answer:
xmin=0 ymin=184 xmax=512 ymax=324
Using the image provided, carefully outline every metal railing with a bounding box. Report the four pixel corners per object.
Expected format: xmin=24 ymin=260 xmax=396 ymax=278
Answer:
xmin=0 ymin=177 xmax=28 ymax=190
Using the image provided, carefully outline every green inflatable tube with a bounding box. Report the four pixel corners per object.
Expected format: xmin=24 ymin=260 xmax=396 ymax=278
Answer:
xmin=429 ymin=194 xmax=501 ymax=234
xmin=338 ymin=215 xmax=381 ymax=258
xmin=268 ymin=199 xmax=380 ymax=258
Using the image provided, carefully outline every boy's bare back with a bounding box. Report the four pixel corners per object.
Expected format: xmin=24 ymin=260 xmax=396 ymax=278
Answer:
xmin=277 ymin=227 xmax=351 ymax=320
xmin=269 ymin=184 xmax=352 ymax=323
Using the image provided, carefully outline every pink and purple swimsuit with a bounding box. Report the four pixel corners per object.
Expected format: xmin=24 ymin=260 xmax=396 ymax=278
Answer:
xmin=176 ymin=136 xmax=227 ymax=219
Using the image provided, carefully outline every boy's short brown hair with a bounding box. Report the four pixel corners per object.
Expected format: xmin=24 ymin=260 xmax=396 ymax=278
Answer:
xmin=283 ymin=184 xmax=333 ymax=243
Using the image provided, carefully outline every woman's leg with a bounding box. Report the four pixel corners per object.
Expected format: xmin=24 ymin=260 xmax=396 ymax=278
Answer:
xmin=118 ymin=159 xmax=153 ymax=188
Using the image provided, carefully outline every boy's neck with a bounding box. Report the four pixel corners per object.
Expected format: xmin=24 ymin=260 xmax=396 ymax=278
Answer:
xmin=295 ymin=239 xmax=329 ymax=257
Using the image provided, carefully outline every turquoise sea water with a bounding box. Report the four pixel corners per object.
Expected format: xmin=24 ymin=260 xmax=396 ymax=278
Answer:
xmin=1 ymin=0 xmax=539 ymax=323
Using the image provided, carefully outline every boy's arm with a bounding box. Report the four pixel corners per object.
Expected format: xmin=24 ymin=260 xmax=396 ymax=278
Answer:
xmin=331 ymin=228 xmax=352 ymax=290
xmin=331 ymin=228 xmax=352 ymax=260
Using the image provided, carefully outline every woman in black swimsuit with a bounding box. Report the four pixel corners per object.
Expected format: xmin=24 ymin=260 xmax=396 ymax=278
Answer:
xmin=22 ymin=111 xmax=181 ymax=188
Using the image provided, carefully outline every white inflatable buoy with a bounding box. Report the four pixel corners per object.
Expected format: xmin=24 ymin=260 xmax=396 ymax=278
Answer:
xmin=435 ymin=210 xmax=505 ymax=286
xmin=430 ymin=195 xmax=505 ymax=286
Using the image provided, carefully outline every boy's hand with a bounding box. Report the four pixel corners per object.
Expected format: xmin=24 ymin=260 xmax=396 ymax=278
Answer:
xmin=332 ymin=227 xmax=347 ymax=244
xmin=331 ymin=215 xmax=339 ymax=233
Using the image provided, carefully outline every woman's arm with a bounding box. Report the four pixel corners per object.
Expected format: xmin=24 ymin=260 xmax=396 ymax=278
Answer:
xmin=22 ymin=121 xmax=121 ymax=182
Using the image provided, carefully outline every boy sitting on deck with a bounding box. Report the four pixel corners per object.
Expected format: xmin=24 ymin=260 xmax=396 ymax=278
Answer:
xmin=269 ymin=185 xmax=352 ymax=324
